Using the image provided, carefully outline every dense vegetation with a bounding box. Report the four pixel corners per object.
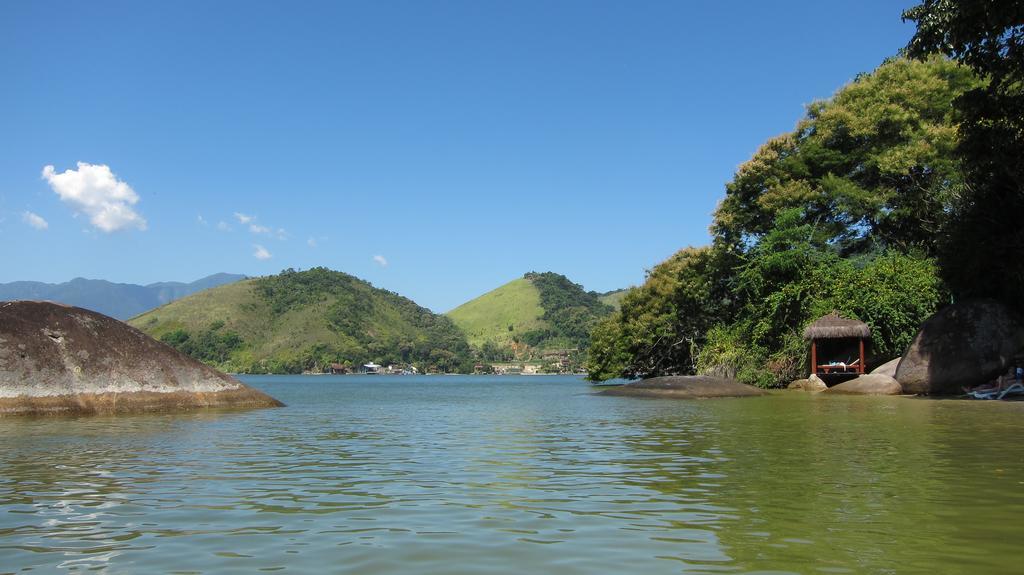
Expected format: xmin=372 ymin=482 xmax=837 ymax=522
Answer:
xmin=160 ymin=321 xmax=245 ymax=365
xmin=903 ymin=0 xmax=1024 ymax=313
xmin=517 ymin=272 xmax=614 ymax=349
xmin=135 ymin=267 xmax=473 ymax=374
xmin=447 ymin=272 xmax=614 ymax=370
xmin=588 ymin=55 xmax=971 ymax=385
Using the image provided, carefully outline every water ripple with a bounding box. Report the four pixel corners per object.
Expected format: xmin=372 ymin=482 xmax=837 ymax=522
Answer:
xmin=1 ymin=376 xmax=1022 ymax=574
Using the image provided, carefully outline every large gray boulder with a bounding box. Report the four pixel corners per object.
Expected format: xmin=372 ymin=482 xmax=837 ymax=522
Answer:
xmin=599 ymin=375 xmax=768 ymax=399
xmin=870 ymin=358 xmax=901 ymax=378
xmin=788 ymin=374 xmax=827 ymax=392
xmin=895 ymin=300 xmax=1024 ymax=395
xmin=824 ymin=374 xmax=903 ymax=395
xmin=0 ymin=301 xmax=283 ymax=416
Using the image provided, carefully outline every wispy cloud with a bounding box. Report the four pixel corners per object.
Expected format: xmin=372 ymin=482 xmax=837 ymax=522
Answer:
xmin=197 ymin=214 xmax=208 ymax=227
xmin=235 ymin=212 xmax=286 ymax=239
xmin=373 ymin=255 xmax=388 ymax=267
xmin=217 ymin=220 xmax=232 ymax=232
xmin=42 ymin=162 xmax=146 ymax=232
xmin=253 ymin=244 xmax=272 ymax=260
xmin=307 ymin=237 xmax=317 ymax=248
xmin=23 ymin=211 xmax=48 ymax=230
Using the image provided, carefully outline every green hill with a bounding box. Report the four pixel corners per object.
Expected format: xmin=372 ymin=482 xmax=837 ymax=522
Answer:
xmin=446 ymin=272 xmax=614 ymax=362
xmin=446 ymin=277 xmax=546 ymax=349
xmin=598 ymin=288 xmax=631 ymax=310
xmin=129 ymin=267 xmax=472 ymax=374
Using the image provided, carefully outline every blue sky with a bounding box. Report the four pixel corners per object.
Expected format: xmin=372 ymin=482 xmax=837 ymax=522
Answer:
xmin=1 ymin=0 xmax=918 ymax=312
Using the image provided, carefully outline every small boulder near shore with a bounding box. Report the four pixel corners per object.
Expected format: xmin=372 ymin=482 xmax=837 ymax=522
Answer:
xmin=824 ymin=374 xmax=903 ymax=395
xmin=599 ymin=375 xmax=768 ymax=399
xmin=895 ymin=300 xmax=1024 ymax=395
xmin=788 ymin=374 xmax=828 ymax=392
xmin=0 ymin=301 xmax=283 ymax=416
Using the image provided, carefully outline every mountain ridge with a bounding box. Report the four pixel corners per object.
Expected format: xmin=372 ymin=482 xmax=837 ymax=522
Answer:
xmin=0 ymin=273 xmax=247 ymax=320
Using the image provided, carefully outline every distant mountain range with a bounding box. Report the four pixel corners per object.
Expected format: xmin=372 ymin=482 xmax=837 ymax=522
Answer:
xmin=0 ymin=273 xmax=247 ymax=320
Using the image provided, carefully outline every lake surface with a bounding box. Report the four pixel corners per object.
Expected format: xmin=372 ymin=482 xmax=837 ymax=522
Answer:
xmin=2 ymin=375 xmax=1022 ymax=574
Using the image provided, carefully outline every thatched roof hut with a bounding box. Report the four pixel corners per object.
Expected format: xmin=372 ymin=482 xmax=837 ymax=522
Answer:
xmin=804 ymin=312 xmax=871 ymax=378
xmin=803 ymin=312 xmax=871 ymax=340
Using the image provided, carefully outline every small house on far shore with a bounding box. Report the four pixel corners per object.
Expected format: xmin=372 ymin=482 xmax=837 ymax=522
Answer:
xmin=803 ymin=312 xmax=871 ymax=381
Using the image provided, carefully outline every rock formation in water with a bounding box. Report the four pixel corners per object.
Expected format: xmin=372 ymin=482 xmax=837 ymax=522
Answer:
xmin=870 ymin=358 xmax=901 ymax=378
xmin=0 ymin=301 xmax=283 ymax=416
xmin=824 ymin=374 xmax=903 ymax=395
xmin=787 ymin=375 xmax=828 ymax=392
xmin=895 ymin=300 xmax=1024 ymax=395
xmin=599 ymin=375 xmax=768 ymax=399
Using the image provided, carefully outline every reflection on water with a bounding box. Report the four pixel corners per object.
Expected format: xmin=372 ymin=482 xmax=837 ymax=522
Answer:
xmin=1 ymin=376 xmax=1022 ymax=574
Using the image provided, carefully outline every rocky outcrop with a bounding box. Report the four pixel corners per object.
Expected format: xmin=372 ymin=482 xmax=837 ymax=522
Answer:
xmin=0 ymin=301 xmax=283 ymax=416
xmin=870 ymin=358 xmax=901 ymax=378
xmin=599 ymin=376 xmax=768 ymax=399
xmin=824 ymin=374 xmax=903 ymax=395
xmin=788 ymin=375 xmax=827 ymax=392
xmin=895 ymin=300 xmax=1024 ymax=395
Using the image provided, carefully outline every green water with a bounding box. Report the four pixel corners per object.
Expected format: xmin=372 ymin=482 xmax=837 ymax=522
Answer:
xmin=1 ymin=376 xmax=1022 ymax=574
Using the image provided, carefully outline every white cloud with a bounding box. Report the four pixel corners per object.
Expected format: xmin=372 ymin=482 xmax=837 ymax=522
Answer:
xmin=217 ymin=220 xmax=232 ymax=232
xmin=373 ymin=255 xmax=388 ymax=267
xmin=253 ymin=244 xmax=272 ymax=260
xmin=197 ymin=214 xmax=208 ymax=226
xmin=307 ymin=237 xmax=317 ymax=248
xmin=42 ymin=162 xmax=146 ymax=232
xmin=23 ymin=211 xmax=48 ymax=230
xmin=234 ymin=213 xmax=286 ymax=239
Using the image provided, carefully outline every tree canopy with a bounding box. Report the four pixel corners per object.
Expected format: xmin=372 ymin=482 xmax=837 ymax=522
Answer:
xmin=588 ymin=56 xmax=969 ymax=385
xmin=903 ymin=0 xmax=1024 ymax=312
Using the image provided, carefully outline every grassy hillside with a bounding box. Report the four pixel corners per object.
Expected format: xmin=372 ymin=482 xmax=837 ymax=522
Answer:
xmin=130 ymin=267 xmax=472 ymax=374
xmin=598 ymin=288 xmax=630 ymax=310
xmin=445 ymin=277 xmax=545 ymax=348
xmin=446 ymin=272 xmax=614 ymax=363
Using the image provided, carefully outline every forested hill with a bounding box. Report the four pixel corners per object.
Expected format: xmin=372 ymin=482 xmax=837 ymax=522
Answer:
xmin=446 ymin=272 xmax=614 ymax=360
xmin=129 ymin=267 xmax=472 ymax=374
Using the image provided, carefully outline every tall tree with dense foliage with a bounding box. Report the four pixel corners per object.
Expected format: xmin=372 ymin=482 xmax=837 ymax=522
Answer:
xmin=713 ymin=57 xmax=980 ymax=256
xmin=903 ymin=0 xmax=1024 ymax=312
xmin=588 ymin=56 xmax=968 ymax=385
xmin=587 ymin=247 xmax=727 ymax=381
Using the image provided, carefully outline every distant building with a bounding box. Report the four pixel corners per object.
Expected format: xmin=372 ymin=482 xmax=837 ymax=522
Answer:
xmin=329 ymin=363 xmax=348 ymax=374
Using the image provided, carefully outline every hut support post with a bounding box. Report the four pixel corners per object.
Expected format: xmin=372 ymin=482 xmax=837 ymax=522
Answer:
xmin=811 ymin=341 xmax=817 ymax=377
xmin=859 ymin=339 xmax=865 ymax=374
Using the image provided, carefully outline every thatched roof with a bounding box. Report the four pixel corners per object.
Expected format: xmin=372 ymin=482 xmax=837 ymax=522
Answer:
xmin=803 ymin=312 xmax=871 ymax=340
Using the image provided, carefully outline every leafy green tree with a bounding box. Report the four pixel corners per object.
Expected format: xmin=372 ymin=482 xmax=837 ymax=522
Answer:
xmin=904 ymin=0 xmax=1024 ymax=312
xmin=713 ymin=57 xmax=980 ymax=256
xmin=587 ymin=56 xmax=963 ymax=385
xmin=586 ymin=247 xmax=723 ymax=380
